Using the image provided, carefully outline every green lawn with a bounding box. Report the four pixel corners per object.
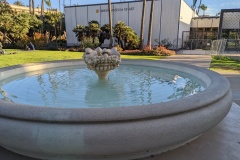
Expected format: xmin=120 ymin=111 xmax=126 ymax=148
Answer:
xmin=0 ymin=50 xmax=163 ymax=68
xmin=0 ymin=50 xmax=83 ymax=68
xmin=210 ymin=55 xmax=240 ymax=70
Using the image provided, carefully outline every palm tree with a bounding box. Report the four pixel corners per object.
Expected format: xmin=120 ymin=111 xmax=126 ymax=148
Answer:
xmin=108 ymin=0 xmax=113 ymax=48
xmin=29 ymin=0 xmax=32 ymax=14
xmin=41 ymin=0 xmax=51 ymax=17
xmin=196 ymin=0 xmax=202 ymax=15
xmin=32 ymin=0 xmax=35 ymax=15
xmin=191 ymin=0 xmax=197 ymax=10
xmin=40 ymin=0 xmax=51 ymax=32
xmin=14 ymin=0 xmax=24 ymax=6
xmin=147 ymin=0 xmax=154 ymax=49
xmin=28 ymin=0 xmax=35 ymax=15
xmin=200 ymin=4 xmax=207 ymax=16
xmin=140 ymin=0 xmax=146 ymax=50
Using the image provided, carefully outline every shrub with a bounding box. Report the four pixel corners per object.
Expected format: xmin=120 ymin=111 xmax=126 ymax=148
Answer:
xmin=160 ymin=50 xmax=176 ymax=56
xmin=155 ymin=38 xmax=173 ymax=49
xmin=81 ymin=37 xmax=99 ymax=49
xmin=141 ymin=45 xmax=176 ymax=56
xmin=33 ymin=33 xmax=46 ymax=49
xmin=142 ymin=46 xmax=157 ymax=55
xmin=115 ymin=45 xmax=123 ymax=52
xmin=15 ymin=35 xmax=32 ymax=49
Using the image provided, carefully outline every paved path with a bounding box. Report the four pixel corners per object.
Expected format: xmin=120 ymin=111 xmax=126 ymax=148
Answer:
xmin=163 ymin=54 xmax=212 ymax=68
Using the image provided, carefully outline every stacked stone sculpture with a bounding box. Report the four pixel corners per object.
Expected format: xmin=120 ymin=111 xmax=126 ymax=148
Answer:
xmin=82 ymin=47 xmax=121 ymax=79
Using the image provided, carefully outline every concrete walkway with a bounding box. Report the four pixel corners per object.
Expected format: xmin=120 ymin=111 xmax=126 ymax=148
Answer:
xmin=0 ymin=54 xmax=240 ymax=160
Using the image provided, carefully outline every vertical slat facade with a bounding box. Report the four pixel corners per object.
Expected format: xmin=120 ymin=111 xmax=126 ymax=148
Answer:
xmin=88 ymin=6 xmax=101 ymax=23
xmin=160 ymin=0 xmax=181 ymax=46
xmin=128 ymin=2 xmax=142 ymax=37
xmin=64 ymin=7 xmax=78 ymax=45
xmin=179 ymin=0 xmax=195 ymax=47
xmin=75 ymin=7 xmax=88 ymax=26
xmin=65 ymin=0 xmax=183 ymax=46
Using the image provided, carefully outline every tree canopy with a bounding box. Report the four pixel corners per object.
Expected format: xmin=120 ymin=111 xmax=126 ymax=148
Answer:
xmin=14 ymin=0 xmax=24 ymax=6
xmin=73 ymin=21 xmax=140 ymax=50
xmin=200 ymin=4 xmax=207 ymax=15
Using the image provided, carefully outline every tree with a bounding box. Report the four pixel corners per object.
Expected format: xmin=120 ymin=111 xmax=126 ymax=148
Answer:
xmin=88 ymin=20 xmax=101 ymax=43
xmin=100 ymin=24 xmax=110 ymax=45
xmin=41 ymin=0 xmax=51 ymax=17
xmin=191 ymin=0 xmax=197 ymax=10
xmin=113 ymin=21 xmax=139 ymax=49
xmin=0 ymin=0 xmax=13 ymax=15
xmin=196 ymin=0 xmax=202 ymax=15
xmin=32 ymin=0 xmax=35 ymax=15
xmin=200 ymin=4 xmax=207 ymax=16
xmin=147 ymin=0 xmax=154 ymax=49
xmin=140 ymin=0 xmax=146 ymax=50
xmin=44 ymin=11 xmax=64 ymax=43
xmin=72 ymin=21 xmax=100 ymax=47
xmin=40 ymin=0 xmax=51 ymax=32
xmin=0 ymin=1 xmax=14 ymax=42
xmin=11 ymin=13 xmax=42 ymax=41
xmin=73 ymin=25 xmax=87 ymax=43
xmin=28 ymin=0 xmax=35 ymax=15
xmin=14 ymin=0 xmax=24 ymax=6
xmin=108 ymin=0 xmax=113 ymax=48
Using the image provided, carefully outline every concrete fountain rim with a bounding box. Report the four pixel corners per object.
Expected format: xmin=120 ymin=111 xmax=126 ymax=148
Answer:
xmin=0 ymin=59 xmax=231 ymax=123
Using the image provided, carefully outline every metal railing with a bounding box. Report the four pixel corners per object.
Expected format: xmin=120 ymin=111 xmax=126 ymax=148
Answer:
xmin=207 ymin=39 xmax=240 ymax=55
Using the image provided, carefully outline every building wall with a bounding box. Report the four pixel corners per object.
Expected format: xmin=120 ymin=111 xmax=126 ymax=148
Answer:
xmin=191 ymin=17 xmax=220 ymax=28
xmin=178 ymin=0 xmax=195 ymax=47
xmin=9 ymin=4 xmax=56 ymax=15
xmin=64 ymin=0 xmax=182 ymax=46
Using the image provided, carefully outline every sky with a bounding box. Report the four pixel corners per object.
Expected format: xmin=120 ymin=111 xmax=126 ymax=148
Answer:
xmin=6 ymin=0 xmax=240 ymax=16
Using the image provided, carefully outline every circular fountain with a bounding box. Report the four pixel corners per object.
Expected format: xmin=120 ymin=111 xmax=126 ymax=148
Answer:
xmin=0 ymin=55 xmax=232 ymax=160
xmin=82 ymin=47 xmax=121 ymax=80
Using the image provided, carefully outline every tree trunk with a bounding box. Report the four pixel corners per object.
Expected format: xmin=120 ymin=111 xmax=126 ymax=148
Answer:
xmin=41 ymin=0 xmax=44 ymax=33
xmin=32 ymin=0 xmax=35 ymax=15
xmin=108 ymin=0 xmax=113 ymax=48
xmin=147 ymin=0 xmax=154 ymax=49
xmin=197 ymin=0 xmax=202 ymax=15
xmin=140 ymin=0 xmax=146 ymax=50
xmin=41 ymin=0 xmax=44 ymax=17
xmin=29 ymin=0 xmax=32 ymax=14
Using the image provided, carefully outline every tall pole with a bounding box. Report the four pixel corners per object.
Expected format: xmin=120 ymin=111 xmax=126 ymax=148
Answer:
xmin=140 ymin=0 xmax=146 ymax=50
xmin=29 ymin=0 xmax=32 ymax=14
xmin=108 ymin=0 xmax=113 ymax=48
xmin=147 ymin=0 xmax=154 ymax=49
xmin=32 ymin=0 xmax=35 ymax=15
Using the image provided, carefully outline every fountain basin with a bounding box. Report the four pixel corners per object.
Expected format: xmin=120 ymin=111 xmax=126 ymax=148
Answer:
xmin=0 ymin=60 xmax=232 ymax=160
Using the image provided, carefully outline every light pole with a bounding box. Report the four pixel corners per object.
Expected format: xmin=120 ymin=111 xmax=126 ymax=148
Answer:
xmin=108 ymin=0 xmax=113 ymax=48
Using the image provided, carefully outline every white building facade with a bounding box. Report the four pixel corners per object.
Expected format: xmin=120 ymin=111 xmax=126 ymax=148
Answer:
xmin=64 ymin=0 xmax=194 ymax=47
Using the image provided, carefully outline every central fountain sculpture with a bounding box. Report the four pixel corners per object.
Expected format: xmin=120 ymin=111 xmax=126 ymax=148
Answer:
xmin=82 ymin=47 xmax=121 ymax=79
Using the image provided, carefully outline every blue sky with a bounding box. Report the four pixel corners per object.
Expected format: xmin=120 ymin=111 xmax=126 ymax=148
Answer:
xmin=6 ymin=0 xmax=240 ymax=16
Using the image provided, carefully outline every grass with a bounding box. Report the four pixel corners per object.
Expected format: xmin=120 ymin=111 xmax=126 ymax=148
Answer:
xmin=0 ymin=50 xmax=83 ymax=68
xmin=210 ymin=55 xmax=240 ymax=70
xmin=0 ymin=49 xmax=163 ymax=68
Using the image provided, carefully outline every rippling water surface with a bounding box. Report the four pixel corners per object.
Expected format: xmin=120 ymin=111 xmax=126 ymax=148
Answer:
xmin=0 ymin=65 xmax=205 ymax=108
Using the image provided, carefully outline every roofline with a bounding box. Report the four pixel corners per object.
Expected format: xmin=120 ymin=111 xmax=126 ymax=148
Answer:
xmin=192 ymin=16 xmax=220 ymax=19
xmin=220 ymin=8 xmax=240 ymax=12
xmin=64 ymin=0 xmax=165 ymax=9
